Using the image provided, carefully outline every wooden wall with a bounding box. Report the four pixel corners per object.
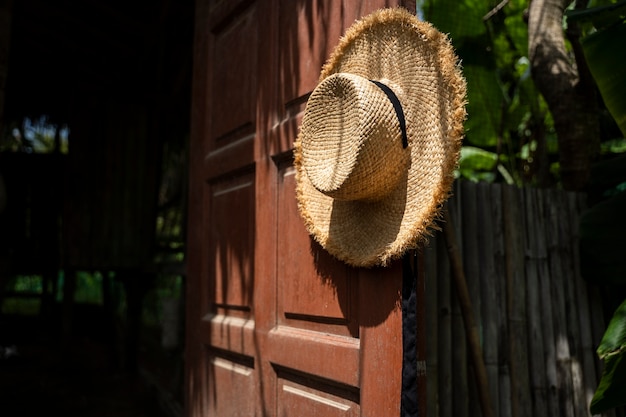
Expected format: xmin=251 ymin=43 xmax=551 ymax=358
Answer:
xmin=424 ymin=180 xmax=609 ymax=417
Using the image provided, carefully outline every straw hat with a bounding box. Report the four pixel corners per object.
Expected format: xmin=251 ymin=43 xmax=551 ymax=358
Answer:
xmin=294 ymin=7 xmax=467 ymax=267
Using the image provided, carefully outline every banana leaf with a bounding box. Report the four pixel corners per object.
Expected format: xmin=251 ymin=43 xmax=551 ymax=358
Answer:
xmin=567 ymin=0 xmax=626 ymax=30
xmin=590 ymin=298 xmax=626 ymax=414
xmin=424 ymin=0 xmax=504 ymax=148
xmin=582 ymin=20 xmax=626 ymax=137
xmin=458 ymin=146 xmax=498 ymax=181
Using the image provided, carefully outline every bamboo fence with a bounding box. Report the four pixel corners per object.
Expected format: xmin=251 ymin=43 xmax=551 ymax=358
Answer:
xmin=424 ymin=181 xmax=611 ymax=417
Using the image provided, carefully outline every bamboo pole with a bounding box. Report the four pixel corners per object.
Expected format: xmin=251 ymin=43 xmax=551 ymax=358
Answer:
xmin=503 ymin=186 xmax=532 ymax=417
xmin=461 ymin=181 xmax=482 ymax=417
xmin=491 ymin=184 xmax=512 ymax=417
xmin=537 ymin=189 xmax=561 ymax=417
xmin=437 ymin=230 xmax=453 ymax=417
xmin=579 ymin=190 xmax=611 ymax=415
xmin=449 ymin=183 xmax=468 ymax=417
xmin=424 ymin=238 xmax=439 ymax=417
xmin=477 ymin=182 xmax=500 ymax=416
xmin=570 ymin=193 xmax=599 ymax=412
xmin=547 ymin=189 xmax=575 ymax=417
xmin=442 ymin=207 xmax=495 ymax=417
xmin=524 ymin=187 xmax=549 ymax=416
xmin=563 ymin=192 xmax=590 ymax=417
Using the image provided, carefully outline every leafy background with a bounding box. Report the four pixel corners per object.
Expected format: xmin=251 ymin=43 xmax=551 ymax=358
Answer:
xmin=424 ymin=0 xmax=624 ymax=186
xmin=423 ymin=0 xmax=626 ymax=412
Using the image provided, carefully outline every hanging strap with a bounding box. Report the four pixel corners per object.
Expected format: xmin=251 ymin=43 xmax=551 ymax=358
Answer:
xmin=369 ymin=80 xmax=409 ymax=149
xmin=401 ymin=251 xmax=419 ymax=417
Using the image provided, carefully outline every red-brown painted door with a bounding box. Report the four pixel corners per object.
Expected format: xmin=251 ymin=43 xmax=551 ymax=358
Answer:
xmin=186 ymin=1 xmax=418 ymax=416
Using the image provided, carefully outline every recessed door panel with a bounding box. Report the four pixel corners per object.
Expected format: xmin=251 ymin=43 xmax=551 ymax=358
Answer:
xmin=208 ymin=172 xmax=255 ymax=313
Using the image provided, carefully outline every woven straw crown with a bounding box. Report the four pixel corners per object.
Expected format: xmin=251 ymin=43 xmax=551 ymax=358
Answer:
xmin=300 ymin=73 xmax=410 ymax=202
xmin=294 ymin=7 xmax=467 ymax=267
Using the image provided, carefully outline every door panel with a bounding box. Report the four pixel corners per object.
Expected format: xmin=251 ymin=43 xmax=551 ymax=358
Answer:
xmin=276 ymin=370 xmax=359 ymax=417
xmin=278 ymin=0 xmax=344 ymax=105
xmin=276 ymin=163 xmax=357 ymax=337
xmin=209 ymin=2 xmax=257 ymax=141
xmin=187 ymin=1 xmax=416 ymax=416
xmin=208 ymin=173 xmax=255 ymax=312
xmin=207 ymin=351 xmax=256 ymax=417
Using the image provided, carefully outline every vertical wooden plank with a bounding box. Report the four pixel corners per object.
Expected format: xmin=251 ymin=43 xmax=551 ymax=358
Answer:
xmin=417 ymin=250 xmax=428 ymax=417
xmin=547 ymin=189 xmax=575 ymax=417
xmin=561 ymin=192 xmax=582 ymax=417
xmin=478 ymin=182 xmax=500 ymax=417
xmin=524 ymin=187 xmax=548 ymax=417
xmin=461 ymin=180 xmax=482 ymax=417
xmin=437 ymin=218 xmax=453 ymax=417
xmin=537 ymin=189 xmax=561 ymax=417
xmin=559 ymin=191 xmax=586 ymax=417
xmin=502 ymin=185 xmax=532 ymax=417
xmin=449 ymin=182 xmax=469 ymax=417
xmin=424 ymin=235 xmax=439 ymax=417
xmin=569 ymin=192 xmax=598 ymax=416
xmin=492 ymin=184 xmax=512 ymax=417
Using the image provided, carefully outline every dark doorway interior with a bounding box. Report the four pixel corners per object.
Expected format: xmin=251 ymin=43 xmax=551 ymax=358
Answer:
xmin=0 ymin=1 xmax=193 ymax=415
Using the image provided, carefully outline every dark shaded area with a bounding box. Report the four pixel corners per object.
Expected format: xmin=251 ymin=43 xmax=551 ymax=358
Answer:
xmin=0 ymin=312 xmax=170 ymax=417
xmin=0 ymin=0 xmax=192 ymax=415
xmin=5 ymin=0 xmax=194 ymax=123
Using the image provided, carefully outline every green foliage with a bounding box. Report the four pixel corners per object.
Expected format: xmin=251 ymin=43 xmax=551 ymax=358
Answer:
xmin=1 ymin=116 xmax=69 ymax=154
xmin=590 ymin=299 xmax=626 ymax=414
xmin=1 ymin=298 xmax=41 ymax=315
xmin=582 ymin=20 xmax=626 ymax=137
xmin=424 ymin=0 xmax=558 ymax=185
xmin=74 ymin=271 xmax=104 ymax=305
xmin=601 ymin=138 xmax=626 ymax=154
xmin=459 ymin=146 xmax=498 ymax=182
xmin=424 ymin=0 xmax=502 ymax=149
xmin=0 ymin=272 xmax=106 ymax=316
xmin=569 ymin=3 xmax=626 ymax=411
xmin=0 ymin=275 xmax=42 ymax=315
xmin=423 ymin=0 xmax=626 ymax=409
xmin=571 ymin=0 xmax=626 ymax=138
xmin=10 ymin=275 xmax=43 ymax=294
xmin=567 ymin=0 xmax=626 ymax=31
xmin=424 ymin=0 xmax=624 ymax=186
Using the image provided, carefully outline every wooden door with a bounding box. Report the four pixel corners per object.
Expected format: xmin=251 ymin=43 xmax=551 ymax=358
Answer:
xmin=186 ymin=1 xmax=419 ymax=416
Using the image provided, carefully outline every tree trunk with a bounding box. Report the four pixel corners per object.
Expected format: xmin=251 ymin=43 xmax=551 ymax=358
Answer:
xmin=528 ymin=0 xmax=599 ymax=191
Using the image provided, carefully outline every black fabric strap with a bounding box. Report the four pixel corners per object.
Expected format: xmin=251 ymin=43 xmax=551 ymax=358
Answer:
xmin=401 ymin=251 xmax=419 ymax=417
xmin=369 ymin=80 xmax=409 ymax=149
